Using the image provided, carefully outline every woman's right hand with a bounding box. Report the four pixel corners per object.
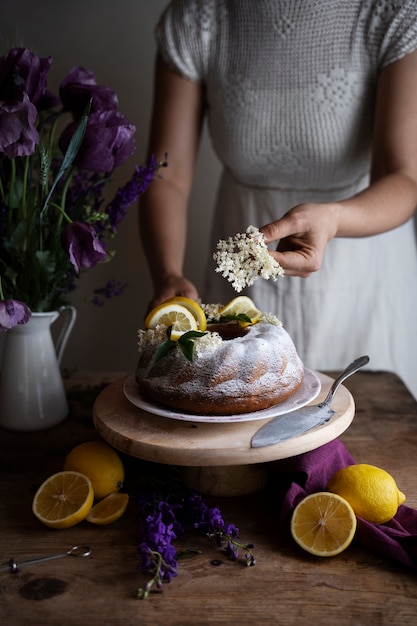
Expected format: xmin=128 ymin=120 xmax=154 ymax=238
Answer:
xmin=146 ymin=275 xmax=199 ymax=313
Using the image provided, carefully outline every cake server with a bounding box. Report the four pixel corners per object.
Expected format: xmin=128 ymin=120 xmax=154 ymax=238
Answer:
xmin=251 ymin=355 xmax=369 ymax=448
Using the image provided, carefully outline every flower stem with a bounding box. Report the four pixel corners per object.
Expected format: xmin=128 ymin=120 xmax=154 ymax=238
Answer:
xmin=21 ymin=156 xmax=30 ymax=220
xmin=8 ymin=159 xmax=16 ymax=210
xmin=136 ymin=549 xmax=173 ymax=599
xmin=48 ymin=201 xmax=72 ymax=223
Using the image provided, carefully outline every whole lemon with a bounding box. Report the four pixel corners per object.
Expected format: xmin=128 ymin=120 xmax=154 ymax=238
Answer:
xmin=326 ymin=463 xmax=406 ymax=524
xmin=64 ymin=441 xmax=124 ymax=500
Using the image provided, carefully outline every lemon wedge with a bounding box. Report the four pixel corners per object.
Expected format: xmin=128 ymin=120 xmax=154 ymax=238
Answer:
xmin=86 ymin=492 xmax=129 ymax=525
xmin=145 ymin=302 xmax=198 ymax=340
xmin=166 ymin=296 xmax=207 ymax=331
xmin=218 ymin=296 xmax=262 ymax=326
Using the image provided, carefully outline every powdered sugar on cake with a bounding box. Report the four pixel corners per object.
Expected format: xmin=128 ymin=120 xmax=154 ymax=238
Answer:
xmin=135 ymin=314 xmax=304 ymax=416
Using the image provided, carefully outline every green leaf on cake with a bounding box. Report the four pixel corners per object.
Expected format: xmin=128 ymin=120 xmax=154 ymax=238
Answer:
xmin=177 ymin=330 xmax=207 ymax=362
xmin=219 ymin=313 xmax=252 ymax=324
xmin=154 ymin=328 xmax=207 ymax=363
xmin=154 ymin=339 xmax=177 ymax=363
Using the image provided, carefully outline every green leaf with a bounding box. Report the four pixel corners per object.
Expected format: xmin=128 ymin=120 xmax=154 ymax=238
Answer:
xmin=8 ymin=219 xmax=30 ymax=249
xmin=35 ymin=250 xmax=57 ymax=280
xmin=154 ymin=340 xmax=177 ymax=364
xmin=177 ymin=338 xmax=196 ymax=362
xmin=175 ymin=549 xmax=202 ymax=561
xmin=219 ymin=313 xmax=252 ymax=324
xmin=179 ymin=330 xmax=207 ymax=341
xmin=153 ymin=329 xmax=208 ymax=364
xmin=41 ymin=101 xmax=91 ymax=214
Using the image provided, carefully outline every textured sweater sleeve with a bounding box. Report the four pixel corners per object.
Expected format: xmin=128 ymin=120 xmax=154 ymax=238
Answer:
xmin=375 ymin=0 xmax=417 ymax=68
xmin=155 ymin=0 xmax=214 ymax=83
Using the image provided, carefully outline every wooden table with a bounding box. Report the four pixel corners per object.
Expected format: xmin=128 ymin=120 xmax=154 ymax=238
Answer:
xmin=0 ymin=371 xmax=416 ymax=626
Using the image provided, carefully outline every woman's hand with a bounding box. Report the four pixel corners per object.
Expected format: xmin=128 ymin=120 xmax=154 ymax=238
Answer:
xmin=147 ymin=275 xmax=199 ymax=313
xmin=259 ymin=202 xmax=340 ymax=277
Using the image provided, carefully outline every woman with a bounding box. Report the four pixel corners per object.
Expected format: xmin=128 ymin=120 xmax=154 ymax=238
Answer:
xmin=139 ymin=0 xmax=417 ymax=398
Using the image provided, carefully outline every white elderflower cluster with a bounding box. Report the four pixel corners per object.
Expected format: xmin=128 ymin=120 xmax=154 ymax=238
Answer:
xmin=213 ymin=225 xmax=284 ymax=292
xmin=260 ymin=312 xmax=283 ymax=327
xmin=137 ymin=325 xmax=167 ymax=350
xmin=194 ymin=331 xmax=223 ymax=355
xmin=200 ymin=302 xmax=223 ymax=321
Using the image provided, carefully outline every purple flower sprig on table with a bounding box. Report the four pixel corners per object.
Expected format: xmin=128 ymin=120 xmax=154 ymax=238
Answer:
xmin=185 ymin=492 xmax=257 ymax=566
xmin=136 ymin=498 xmax=181 ymax=598
xmin=136 ymin=487 xmax=256 ymax=600
xmin=0 ymin=47 xmax=167 ymax=321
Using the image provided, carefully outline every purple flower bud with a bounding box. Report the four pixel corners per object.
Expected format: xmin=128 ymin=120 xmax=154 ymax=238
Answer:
xmin=0 ymin=94 xmax=39 ymax=157
xmin=0 ymin=299 xmax=31 ymax=331
xmin=62 ymin=221 xmax=108 ymax=273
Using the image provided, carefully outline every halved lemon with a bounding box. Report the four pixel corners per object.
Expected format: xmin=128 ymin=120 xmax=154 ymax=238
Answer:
xmin=166 ymin=296 xmax=207 ymax=331
xmin=145 ymin=302 xmax=198 ymax=340
xmin=32 ymin=471 xmax=94 ymax=529
xmin=218 ymin=296 xmax=262 ymax=326
xmin=290 ymin=492 xmax=357 ymax=557
xmin=86 ymin=492 xmax=129 ymax=525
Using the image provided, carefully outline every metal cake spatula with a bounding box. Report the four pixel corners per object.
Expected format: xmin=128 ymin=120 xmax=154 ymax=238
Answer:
xmin=251 ymin=355 xmax=369 ymax=448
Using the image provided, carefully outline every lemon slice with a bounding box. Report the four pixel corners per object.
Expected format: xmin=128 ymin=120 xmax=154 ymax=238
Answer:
xmin=166 ymin=296 xmax=207 ymax=331
xmin=290 ymin=492 xmax=357 ymax=557
xmin=145 ymin=302 xmax=198 ymax=340
xmin=218 ymin=296 xmax=262 ymax=326
xmin=86 ymin=492 xmax=129 ymax=525
xmin=32 ymin=471 xmax=94 ymax=529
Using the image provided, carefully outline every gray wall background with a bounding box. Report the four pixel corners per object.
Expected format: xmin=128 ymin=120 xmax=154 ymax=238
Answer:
xmin=1 ymin=0 xmax=220 ymax=373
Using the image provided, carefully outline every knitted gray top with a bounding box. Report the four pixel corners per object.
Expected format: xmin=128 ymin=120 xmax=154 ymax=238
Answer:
xmin=154 ymin=0 xmax=417 ymax=399
xmin=156 ymin=0 xmax=417 ymax=190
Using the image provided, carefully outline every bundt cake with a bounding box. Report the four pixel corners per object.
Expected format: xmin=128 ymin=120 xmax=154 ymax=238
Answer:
xmin=135 ymin=301 xmax=304 ymax=416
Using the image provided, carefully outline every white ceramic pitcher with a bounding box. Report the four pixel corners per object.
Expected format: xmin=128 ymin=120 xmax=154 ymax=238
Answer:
xmin=0 ymin=306 xmax=77 ymax=431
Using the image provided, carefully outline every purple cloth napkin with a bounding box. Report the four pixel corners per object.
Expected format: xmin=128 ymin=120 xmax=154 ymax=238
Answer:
xmin=273 ymin=439 xmax=417 ymax=569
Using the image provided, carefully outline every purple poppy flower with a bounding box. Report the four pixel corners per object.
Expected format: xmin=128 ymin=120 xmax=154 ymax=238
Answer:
xmin=0 ymin=93 xmax=39 ymax=157
xmin=0 ymin=48 xmax=56 ymax=108
xmin=59 ymin=109 xmax=136 ymax=172
xmin=59 ymin=66 xmax=119 ymax=119
xmin=62 ymin=221 xmax=108 ymax=273
xmin=0 ymin=299 xmax=31 ymax=331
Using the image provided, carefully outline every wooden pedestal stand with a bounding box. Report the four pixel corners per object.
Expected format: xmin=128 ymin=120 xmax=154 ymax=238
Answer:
xmin=93 ymin=372 xmax=354 ymax=496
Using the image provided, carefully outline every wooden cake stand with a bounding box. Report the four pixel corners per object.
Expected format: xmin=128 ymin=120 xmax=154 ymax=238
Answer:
xmin=93 ymin=372 xmax=354 ymax=496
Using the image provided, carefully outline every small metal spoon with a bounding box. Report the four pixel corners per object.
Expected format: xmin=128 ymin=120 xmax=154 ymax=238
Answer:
xmin=0 ymin=545 xmax=92 ymax=573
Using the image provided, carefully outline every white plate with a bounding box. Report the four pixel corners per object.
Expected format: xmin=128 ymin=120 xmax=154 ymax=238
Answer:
xmin=123 ymin=368 xmax=321 ymax=424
